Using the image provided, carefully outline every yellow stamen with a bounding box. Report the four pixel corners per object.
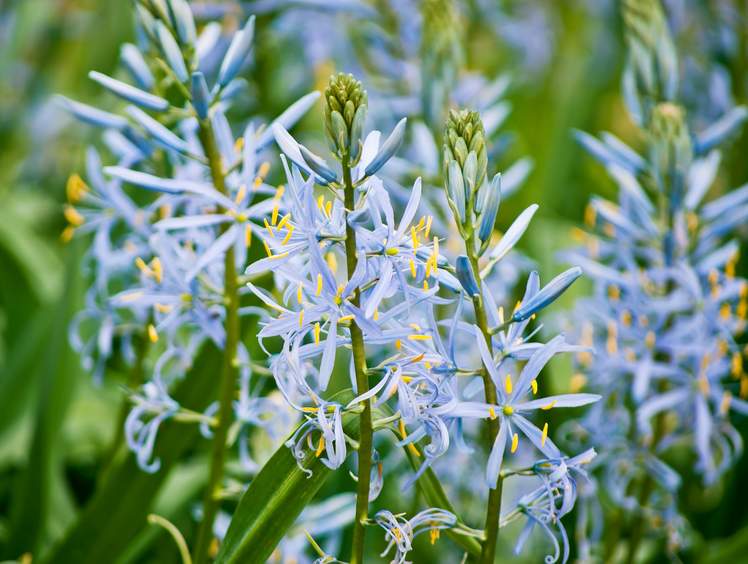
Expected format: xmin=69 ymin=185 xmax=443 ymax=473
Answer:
xmin=281 ymin=225 xmax=294 ymax=245
xmin=315 ymin=436 xmax=325 ymax=457
xmin=395 ymin=339 xmax=402 ymax=350
xmin=66 ymin=173 xmax=88 ymax=202
xmin=263 ymin=240 xmax=273 ymax=257
xmin=408 ymin=334 xmax=432 ymax=341
xmin=64 ymin=205 xmax=85 ymax=226
xmin=276 ymin=213 xmax=291 ymax=230
xmin=720 ymin=303 xmax=731 ymax=320
xmin=313 ymin=322 xmax=321 ymax=345
xmin=720 ymin=391 xmax=732 ymax=415
xmin=498 ymin=306 xmax=505 ymax=325
xmin=244 ymin=224 xmax=253 ymax=247
xmin=258 ymin=161 xmax=271 ymax=179
xmin=504 ymin=375 xmax=513 ymax=395
xmin=425 ymin=215 xmax=433 ymax=239
xmin=263 ymin=218 xmax=275 ymax=238
xmin=271 ymin=204 xmax=279 ymax=226
xmin=510 ymin=433 xmax=519 ymax=454
xmin=541 ymin=401 xmax=557 ymax=411
xmin=339 ymin=314 xmax=354 ymax=323
xmin=155 ymin=303 xmax=172 ymax=314
xmin=541 ymin=422 xmax=549 ymax=446
xmin=430 ymin=528 xmax=440 ymax=545
xmin=608 ymin=285 xmax=620 ymax=301
xmin=570 ymin=373 xmax=587 ymax=393
xmin=274 ymin=185 xmax=285 ymax=200
xmin=147 ymin=324 xmax=159 ymax=343
xmin=645 ymin=331 xmax=656 ymax=349
xmin=399 ymin=420 xmax=420 ymax=457
xmin=531 ymin=379 xmax=538 ymax=394
xmin=732 ymin=352 xmax=743 ymax=378
xmin=135 ymin=256 xmax=149 ymax=274
xmin=297 ymin=284 xmax=303 ymax=304
xmin=584 ymin=203 xmax=596 ymax=227
xmin=326 ymin=252 xmax=338 ymax=274
xmin=423 ymin=280 xmax=429 ymax=291
xmin=150 ymin=257 xmax=163 ymax=284
xmin=60 ymin=226 xmax=75 ymax=243
xmin=411 ymin=226 xmax=419 ymax=250
xmin=315 ymin=273 xmax=323 ymax=296
xmin=234 ymin=185 xmax=247 ymax=205
xmin=298 ymin=310 xmax=305 ymax=328
xmin=487 ymin=406 xmax=497 ymax=420
xmin=316 ymin=195 xmax=325 ymax=210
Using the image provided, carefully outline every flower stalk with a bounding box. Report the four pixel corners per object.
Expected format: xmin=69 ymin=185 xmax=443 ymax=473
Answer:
xmin=192 ymin=116 xmax=241 ymax=564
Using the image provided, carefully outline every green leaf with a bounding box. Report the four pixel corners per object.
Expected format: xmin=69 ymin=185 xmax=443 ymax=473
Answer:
xmin=216 ymin=391 xmax=361 ymax=564
xmin=43 ymin=342 xmax=223 ymax=564
xmin=4 ymin=243 xmax=82 ymax=559
xmin=217 ymin=394 xmax=481 ymax=563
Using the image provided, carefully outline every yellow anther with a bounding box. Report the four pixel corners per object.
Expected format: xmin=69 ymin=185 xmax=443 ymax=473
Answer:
xmin=487 ymin=406 xmax=497 ymax=420
xmin=399 ymin=419 xmax=420 ymax=457
xmin=258 ymin=161 xmax=271 ymax=179
xmin=135 ymin=257 xmax=149 ymax=274
xmin=281 ymin=225 xmax=294 ymax=245
xmin=147 ymin=324 xmax=159 ymax=343
xmin=430 ymin=528 xmax=440 ymax=545
xmin=64 ymin=205 xmax=85 ymax=226
xmin=395 ymin=339 xmax=402 ymax=350
xmin=150 ymin=257 xmax=163 ymax=284
xmin=606 ymin=321 xmax=618 ymax=354
xmin=316 ymin=195 xmax=325 ymax=210
xmin=241 ymin=224 xmax=251 ymax=247
xmin=60 ymin=226 xmax=75 ymax=243
xmin=510 ymin=433 xmax=519 ymax=454
xmin=373 ymin=309 xmax=379 ymax=321
xmin=408 ymin=334 xmax=432 ymax=341
xmin=339 ymin=314 xmax=354 ymax=323
xmin=541 ymin=400 xmax=557 ymax=411
xmin=66 ymin=174 xmax=88 ymax=202
xmin=155 ymin=303 xmax=172 ymax=314
xmin=621 ymin=310 xmax=632 ymax=327
xmin=686 ymin=211 xmax=698 ymax=232
xmin=645 ymin=331 xmax=656 ymax=349
xmin=570 ymin=373 xmax=587 ymax=393
xmin=269 ymin=251 xmax=288 ymax=260
xmin=720 ymin=303 xmax=731 ymax=320
xmin=315 ymin=436 xmax=325 ymax=457
xmin=698 ymin=376 xmax=710 ymax=396
xmin=498 ymin=306 xmax=505 ymax=325
xmin=584 ymin=203 xmax=596 ymax=227
xmin=741 ymin=376 xmax=748 ymax=399
xmin=530 ymin=379 xmax=538 ymax=394
xmin=324 ymin=200 xmax=332 ymax=218
xmin=718 ymin=340 xmax=729 ymax=358
xmin=425 ymin=216 xmax=433 ymax=239
xmin=732 ymin=352 xmax=743 ymax=378
xmin=263 ymin=240 xmax=273 ymax=257
xmin=277 ymin=213 xmax=291 ymax=230
xmin=504 ymin=375 xmax=513 ymax=395
xmin=411 ymin=226 xmax=419 ymax=250
xmin=708 ymin=269 xmax=719 ymax=287
xmin=234 ymin=136 xmax=244 ymax=153
xmin=298 ymin=310 xmax=305 ymax=328
xmin=410 ymin=260 xmax=418 ymax=281
xmin=313 ymin=322 xmax=321 ymax=345
xmin=720 ymin=391 xmax=732 ymax=415
xmin=423 ymin=280 xmax=429 ymax=291
xmin=513 ymin=300 xmax=522 ymax=314
xmin=541 ymin=422 xmax=549 ymax=446
xmin=603 ymin=223 xmax=616 ymax=237
xmin=326 ymin=252 xmax=337 ymax=274
xmin=297 ymin=283 xmax=303 ymax=304
xmin=274 ymin=185 xmax=285 ymax=200
xmin=159 ymin=204 xmax=172 ymax=219
xmin=608 ymin=285 xmax=620 ymax=301
xmin=234 ymin=185 xmax=247 ymax=205
xmin=271 ymin=204 xmax=279 ymax=226
xmin=263 ymin=218 xmax=275 ymax=238
xmin=311 ymin=273 xmax=321 ymax=296
xmin=409 ymin=323 xmax=422 ymax=331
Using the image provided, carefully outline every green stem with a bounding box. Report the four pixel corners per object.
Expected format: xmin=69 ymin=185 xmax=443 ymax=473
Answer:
xmin=342 ymin=161 xmax=374 ymax=564
xmin=192 ymin=118 xmax=241 ymax=564
xmin=465 ymin=237 xmax=503 ymax=564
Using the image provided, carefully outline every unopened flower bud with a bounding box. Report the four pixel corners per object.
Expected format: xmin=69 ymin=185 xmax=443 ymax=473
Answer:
xmin=324 ymin=73 xmax=368 ymax=165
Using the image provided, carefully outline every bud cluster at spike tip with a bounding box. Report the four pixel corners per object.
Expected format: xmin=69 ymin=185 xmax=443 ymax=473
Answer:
xmin=324 ymin=72 xmax=368 ymax=165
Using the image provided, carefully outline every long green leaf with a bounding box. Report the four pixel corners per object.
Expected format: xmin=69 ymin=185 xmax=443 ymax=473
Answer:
xmin=216 ymin=391 xmax=360 ymax=564
xmin=44 ymin=342 xmax=222 ymax=564
xmin=217 ymin=395 xmax=481 ymax=562
xmin=4 ymin=243 xmax=82 ymax=559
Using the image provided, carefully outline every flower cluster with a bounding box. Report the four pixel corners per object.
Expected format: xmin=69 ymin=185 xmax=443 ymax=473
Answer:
xmin=560 ymin=0 xmax=748 ymax=557
xmin=258 ymin=72 xmax=599 ymax=562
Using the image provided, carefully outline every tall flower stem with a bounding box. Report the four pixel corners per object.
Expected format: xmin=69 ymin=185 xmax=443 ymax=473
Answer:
xmin=466 ymin=231 xmax=503 ymax=564
xmin=192 ymin=118 xmax=241 ymax=564
xmin=342 ymin=161 xmax=374 ymax=564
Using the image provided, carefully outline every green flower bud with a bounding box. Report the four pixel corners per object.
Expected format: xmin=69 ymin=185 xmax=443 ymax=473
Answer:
xmin=622 ymin=0 xmax=678 ymax=123
xmin=420 ymin=0 xmax=462 ymax=128
xmin=324 ymin=73 xmax=368 ymax=164
xmin=650 ymin=102 xmax=691 ymax=173
xmin=442 ymin=109 xmax=490 ymax=234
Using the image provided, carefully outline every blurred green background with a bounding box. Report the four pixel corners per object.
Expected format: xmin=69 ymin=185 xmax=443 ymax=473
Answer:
xmin=2 ymin=0 xmax=748 ymax=562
